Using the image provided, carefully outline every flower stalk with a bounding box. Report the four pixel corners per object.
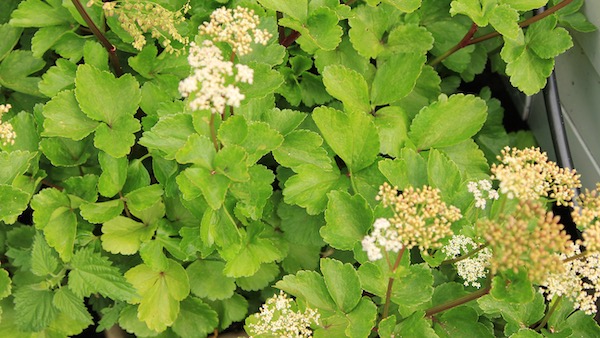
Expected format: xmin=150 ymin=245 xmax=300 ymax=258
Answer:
xmin=425 ymin=283 xmax=491 ymax=317
xmin=382 ymin=246 xmax=406 ymax=319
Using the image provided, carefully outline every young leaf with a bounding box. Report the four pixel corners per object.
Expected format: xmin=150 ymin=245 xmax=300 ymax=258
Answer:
xmin=52 ymin=288 xmax=93 ymax=326
xmin=321 ymin=191 xmax=373 ymax=250
xmin=13 ymin=286 xmax=58 ymax=332
xmin=31 ymin=232 xmax=59 ymax=277
xmin=125 ymin=260 xmax=190 ymax=332
xmin=230 ymin=165 xmax=275 ymax=220
xmin=312 ymin=107 xmax=379 ymax=173
xmin=371 ymin=52 xmax=425 ymax=106
xmin=409 ymin=94 xmax=488 ymax=150
xmin=68 ymin=248 xmax=137 ymax=301
xmin=322 ymin=65 xmax=370 ymax=114
xmin=101 ymin=216 xmax=157 ymax=255
xmin=321 ymin=258 xmax=362 ymax=313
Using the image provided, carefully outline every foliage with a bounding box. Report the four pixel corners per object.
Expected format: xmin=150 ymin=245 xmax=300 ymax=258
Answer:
xmin=0 ymin=0 xmax=598 ymax=337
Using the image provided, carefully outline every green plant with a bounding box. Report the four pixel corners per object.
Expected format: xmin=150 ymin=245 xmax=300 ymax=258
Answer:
xmin=0 ymin=0 xmax=598 ymax=337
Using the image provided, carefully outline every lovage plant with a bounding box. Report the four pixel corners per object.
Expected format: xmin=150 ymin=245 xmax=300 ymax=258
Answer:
xmin=0 ymin=0 xmax=598 ymax=337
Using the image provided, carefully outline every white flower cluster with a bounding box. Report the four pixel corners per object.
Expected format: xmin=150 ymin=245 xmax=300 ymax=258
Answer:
xmin=540 ymin=244 xmax=600 ymax=315
xmin=442 ymin=235 xmax=492 ymax=288
xmin=178 ymin=40 xmax=253 ymax=114
xmin=361 ymin=218 xmax=403 ymax=261
xmin=200 ymin=6 xmax=272 ymax=55
xmin=467 ymin=179 xmax=499 ymax=209
xmin=247 ymin=291 xmax=320 ymax=338
xmin=0 ymin=104 xmax=16 ymax=146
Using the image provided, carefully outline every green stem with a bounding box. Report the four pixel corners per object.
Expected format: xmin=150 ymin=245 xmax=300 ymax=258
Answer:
xmin=441 ymin=243 xmax=489 ymax=265
xmin=430 ymin=22 xmax=478 ymax=67
xmin=425 ymin=283 xmax=491 ymax=317
xmin=349 ymin=170 xmax=359 ymax=195
xmin=71 ymin=0 xmax=123 ymax=76
xmin=563 ymin=250 xmax=587 ymax=263
xmin=119 ymin=191 xmax=132 ymax=218
xmin=429 ymin=0 xmax=574 ymax=66
xmin=382 ymin=247 xmax=406 ymax=319
xmin=533 ymin=296 xmax=562 ymax=331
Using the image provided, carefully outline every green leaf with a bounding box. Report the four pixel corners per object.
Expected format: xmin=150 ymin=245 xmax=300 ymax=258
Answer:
xmin=322 ymin=65 xmax=371 ymax=113
xmin=489 ymin=4 xmax=520 ymax=40
xmin=283 ymin=166 xmax=349 ymax=215
xmin=386 ymin=24 xmax=434 ymax=54
xmin=280 ymin=8 xmax=343 ymax=52
xmin=83 ymin=40 xmax=108 ymax=71
xmin=31 ymin=188 xmax=77 ymax=262
xmin=118 ymin=304 xmax=157 ymax=337
xmin=396 ymin=311 xmax=438 ymax=337
xmin=79 ymin=199 xmax=124 ymax=224
xmin=219 ymin=116 xmax=283 ymax=164
xmin=140 ymin=113 xmax=196 ymax=160
xmin=236 ymin=263 xmax=280 ymax=291
xmin=0 ymin=150 xmax=36 ymax=185
xmin=563 ymin=311 xmax=600 ymax=337
xmin=0 ymin=269 xmax=11 ymax=300
xmin=502 ymin=0 xmax=547 ymax=11
xmin=39 ymin=58 xmax=77 ymax=97
xmin=177 ymin=167 xmax=230 ymax=210
xmin=42 ymin=90 xmax=99 ymax=140
xmin=201 ymin=207 xmax=242 ymax=249
xmin=101 ymin=216 xmax=156 ymax=255
xmin=75 ymin=64 xmax=141 ymax=124
xmin=0 ymin=23 xmax=22 ymax=62
xmin=230 ymin=164 xmax=275 ymax=220
xmin=125 ymin=184 xmax=163 ymax=211
xmin=434 ymin=306 xmax=494 ymax=338
xmin=510 ymin=329 xmax=543 ymax=338
xmin=321 ymin=258 xmax=362 ymax=313
xmin=382 ymin=0 xmax=421 ymax=12
xmin=371 ymin=52 xmax=425 ymax=106
xmin=40 ymin=136 xmax=92 ymax=167
xmin=31 ymin=25 xmax=71 ymax=58
xmin=0 ymin=50 xmax=44 ymax=96
xmin=374 ymin=106 xmax=410 ymax=157
xmin=172 ymin=297 xmax=219 ymax=338
xmin=321 ymin=191 xmax=373 ymax=250
xmin=13 ymin=286 xmax=58 ymax=332
xmin=392 ymin=264 xmax=434 ymax=316
xmin=238 ymin=62 xmax=284 ymax=100
xmin=378 ymin=148 xmax=428 ymax=189
xmin=449 ymin=0 xmax=496 ymax=26
xmin=125 ymin=260 xmax=190 ymax=332
xmin=427 ymin=149 xmax=462 ymax=202
xmin=440 ymin=139 xmax=489 ymax=179
xmin=175 ymin=134 xmax=215 ymax=167
xmin=314 ymin=37 xmax=371 ymax=77
xmin=272 ymin=130 xmax=333 ymax=171
xmin=313 ymin=107 xmax=379 ymax=172
xmin=276 ymin=270 xmax=337 ymax=311
xmin=52 ymin=288 xmax=93 ymax=326
xmin=93 ymin=116 xmax=140 ymax=158
xmin=278 ymin=202 xmax=326 ymax=247
xmin=9 ymin=0 xmax=74 ymax=27
xmin=214 ymin=145 xmax=250 ymax=182
xmin=490 ymin=270 xmax=535 ymax=303
xmin=409 ymin=94 xmax=488 ymax=150
xmin=206 ymin=293 xmax=248 ymax=330
xmin=348 ymin=5 xmax=392 ymax=59
xmin=478 ymin=292 xmax=545 ymax=335
xmin=68 ymin=248 xmax=137 ymax=301
xmin=31 ymin=232 xmax=59 ymax=277
xmin=257 ymin=0 xmax=308 ymax=21
xmin=187 ymin=260 xmax=235 ymax=300
xmin=222 ymin=223 xmax=286 ymax=277
xmin=98 ymin=152 xmax=128 ymax=197
xmin=526 ymin=15 xmax=573 ymax=59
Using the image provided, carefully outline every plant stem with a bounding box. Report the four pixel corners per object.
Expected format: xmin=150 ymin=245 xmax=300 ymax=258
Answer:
xmin=563 ymin=250 xmax=587 ymax=263
xmin=344 ymin=0 xmax=358 ymax=5
xmin=441 ymin=243 xmax=489 ymax=265
xmin=430 ymin=22 xmax=478 ymax=67
xmin=533 ymin=296 xmax=562 ymax=331
xmin=429 ymin=0 xmax=574 ymax=66
xmin=382 ymin=247 xmax=406 ymax=319
xmin=209 ymin=113 xmax=220 ymax=151
xmin=71 ymin=0 xmax=123 ymax=76
xmin=281 ymin=30 xmax=301 ymax=47
xmin=425 ymin=284 xmax=491 ymax=317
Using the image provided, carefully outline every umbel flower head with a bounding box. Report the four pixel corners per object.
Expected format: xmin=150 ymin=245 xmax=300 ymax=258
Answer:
xmin=362 ymin=183 xmax=462 ymax=261
xmin=442 ymin=235 xmax=492 ymax=288
xmin=89 ymin=0 xmax=190 ymax=53
xmin=246 ymin=291 xmax=320 ymax=338
xmin=540 ymin=244 xmax=600 ymax=315
xmin=467 ymin=179 xmax=499 ymax=209
xmin=178 ymin=40 xmax=253 ymax=114
xmin=478 ymin=200 xmax=572 ymax=282
xmin=200 ymin=6 xmax=272 ymax=56
xmin=491 ymin=146 xmax=581 ymax=206
xmin=572 ymin=184 xmax=600 ymax=253
xmin=0 ymin=104 xmax=16 ymax=146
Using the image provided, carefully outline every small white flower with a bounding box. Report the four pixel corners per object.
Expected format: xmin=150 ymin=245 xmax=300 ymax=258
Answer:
xmin=467 ymin=179 xmax=499 ymax=209
xmin=442 ymin=235 xmax=491 ymax=288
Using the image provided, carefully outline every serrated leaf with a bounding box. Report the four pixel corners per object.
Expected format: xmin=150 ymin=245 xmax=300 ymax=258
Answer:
xmin=0 ymin=50 xmax=44 ymax=96
xmin=140 ymin=113 xmax=196 ymax=160
xmin=490 ymin=270 xmax=535 ymax=303
xmin=278 ymin=202 xmax=326 ymax=247
xmin=374 ymin=106 xmax=410 ymax=157
xmin=348 ymin=5 xmax=391 ymax=59
xmin=207 ymin=293 xmax=248 ymax=330
xmin=172 ymin=297 xmax=219 ymax=338
xmin=230 ymin=164 xmax=274 ymax=220
xmin=201 ymin=207 xmax=242 ymax=249
xmin=238 ymin=62 xmax=284 ymax=100
xmin=31 ymin=232 xmax=59 ymax=276
xmin=427 ymin=149 xmax=462 ymax=202
xmin=257 ymin=0 xmax=308 ymax=21
xmin=52 ymin=288 xmax=93 ymax=326
xmin=504 ymin=45 xmax=554 ymax=95
xmin=280 ymin=8 xmax=343 ymax=52
xmin=0 ymin=269 xmax=10 ymax=301
xmin=386 ymin=24 xmax=434 ymax=54
xmin=93 ymin=115 xmax=140 ymax=158
xmin=391 ymin=264 xmax=434 ymax=316
xmin=31 ymin=25 xmax=71 ymax=58
xmin=440 ymin=139 xmax=489 ymax=179
xmin=75 ymin=64 xmax=141 ymax=123
xmin=313 ymin=107 xmax=379 ymax=173
xmin=478 ymin=292 xmax=545 ymax=335
xmin=98 ymin=152 xmax=128 ymax=197
xmin=396 ymin=311 xmax=439 ymax=337
xmin=409 ymin=94 xmax=488 ymax=150
xmin=272 ymin=130 xmax=333 ymax=171
xmin=371 ymin=52 xmax=425 ymax=106
xmin=214 ymin=145 xmax=250 ymax=182
xmin=434 ymin=306 xmax=494 ymax=338
xmin=13 ymin=286 xmax=58 ymax=332
xmin=139 ymin=240 xmax=168 ymax=271
xmin=450 ymin=0 xmax=496 ymax=26
xmin=40 ymin=136 xmax=92 ymax=167
xmin=177 ymin=167 xmax=230 ymax=209
xmin=9 ymin=0 xmax=74 ymax=27
xmin=39 ymin=58 xmax=77 ymax=97
xmin=489 ymin=4 xmax=520 ymax=40
xmin=526 ymin=15 xmax=573 ymax=59
xmin=321 ymin=258 xmax=362 ymax=313
xmin=42 ymin=90 xmax=99 ymax=140
xmin=236 ymin=263 xmax=280 ymax=291
xmin=124 ymin=185 xmax=163 ymax=211
xmin=175 ymin=134 xmax=215 ymax=167
xmin=283 ymin=166 xmax=349 ymax=215
xmin=322 ymin=65 xmax=371 ymax=113
xmin=276 ymin=270 xmax=337 ymax=311
xmin=502 ymin=0 xmax=547 ymax=11
xmin=321 ymin=191 xmax=373 ymax=250
xmin=79 ymin=199 xmax=124 ymax=224
xmin=0 ymin=150 xmax=36 ymax=185
xmin=187 ymin=260 xmax=235 ymax=300
xmin=382 ymin=0 xmax=421 ymax=12
xmin=68 ymin=248 xmax=137 ymax=301
xmin=0 ymin=23 xmax=22 ymax=62
xmin=101 ymin=216 xmax=156 ymax=255
xmin=125 ymin=260 xmax=190 ymax=332
xmin=378 ymin=148 xmax=428 ymax=190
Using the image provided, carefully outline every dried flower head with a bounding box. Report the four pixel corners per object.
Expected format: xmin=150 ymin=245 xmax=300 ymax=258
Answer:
xmin=364 ymin=183 xmax=462 ymax=257
xmin=442 ymin=235 xmax=492 ymax=288
xmin=178 ymin=40 xmax=253 ymax=114
xmin=467 ymin=179 xmax=499 ymax=209
xmin=479 ymin=201 xmax=572 ymax=282
xmin=540 ymin=243 xmax=600 ymax=315
xmin=491 ymin=146 xmax=581 ymax=206
xmin=200 ymin=6 xmax=272 ymax=56
xmin=246 ymin=291 xmax=320 ymax=338
xmin=0 ymin=104 xmax=16 ymax=146
xmin=92 ymin=0 xmax=190 ymax=53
